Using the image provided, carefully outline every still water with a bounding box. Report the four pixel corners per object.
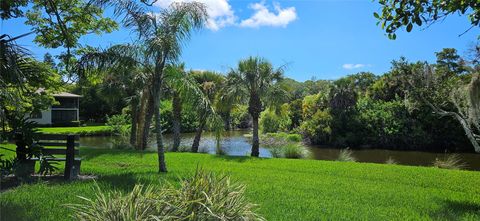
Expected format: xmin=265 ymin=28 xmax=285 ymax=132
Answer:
xmin=80 ymin=130 xmax=480 ymax=171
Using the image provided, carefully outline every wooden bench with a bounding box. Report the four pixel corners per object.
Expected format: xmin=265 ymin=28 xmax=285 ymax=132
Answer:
xmin=31 ymin=134 xmax=81 ymax=180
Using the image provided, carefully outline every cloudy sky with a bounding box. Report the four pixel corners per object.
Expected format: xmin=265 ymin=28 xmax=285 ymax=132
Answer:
xmin=2 ymin=0 xmax=479 ymax=81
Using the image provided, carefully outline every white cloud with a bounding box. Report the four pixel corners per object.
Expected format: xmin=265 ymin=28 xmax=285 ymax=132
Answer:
xmin=342 ymin=64 xmax=370 ymax=70
xmin=239 ymin=2 xmax=297 ymax=28
xmin=154 ymin=0 xmax=236 ymax=31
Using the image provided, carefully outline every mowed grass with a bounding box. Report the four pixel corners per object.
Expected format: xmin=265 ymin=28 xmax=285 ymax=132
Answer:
xmin=36 ymin=126 xmax=112 ymax=136
xmin=1 ymin=145 xmax=480 ymax=220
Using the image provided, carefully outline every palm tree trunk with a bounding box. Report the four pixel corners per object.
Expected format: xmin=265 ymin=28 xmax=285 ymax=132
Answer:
xmin=191 ymin=118 xmax=206 ymax=153
xmin=172 ymin=91 xmax=181 ymax=152
xmin=152 ymin=79 xmax=167 ymax=173
xmin=129 ymin=99 xmax=139 ymax=146
xmin=223 ymin=111 xmax=231 ymax=131
xmin=136 ymin=92 xmax=154 ymax=150
xmin=251 ymin=115 xmax=260 ymax=157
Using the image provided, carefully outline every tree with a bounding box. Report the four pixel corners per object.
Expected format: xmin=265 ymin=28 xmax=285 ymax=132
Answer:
xmin=1 ymin=0 xmax=117 ymax=82
xmin=189 ymin=71 xmax=224 ymax=153
xmin=163 ymin=65 xmax=215 ymax=152
xmin=375 ymin=0 xmax=480 ymax=39
xmin=96 ymin=1 xmax=208 ymax=172
xmin=395 ymin=59 xmax=480 ymax=152
xmin=0 ymin=34 xmax=61 ymax=136
xmin=223 ymin=57 xmax=286 ymax=157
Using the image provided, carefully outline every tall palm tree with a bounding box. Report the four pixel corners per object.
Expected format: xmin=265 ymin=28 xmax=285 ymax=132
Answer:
xmin=223 ymin=57 xmax=286 ymax=157
xmin=78 ymin=1 xmax=208 ymax=172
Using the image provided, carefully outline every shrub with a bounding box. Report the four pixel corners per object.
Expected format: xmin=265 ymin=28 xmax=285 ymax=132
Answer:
xmin=67 ymin=169 xmax=264 ymax=220
xmin=106 ymin=114 xmax=129 ymax=135
xmin=259 ymin=109 xmax=291 ymax=133
xmin=300 ymin=109 xmax=332 ymax=144
xmin=337 ymin=149 xmax=356 ymax=162
xmin=433 ymin=154 xmax=467 ymax=170
xmin=231 ymin=105 xmax=251 ymax=129
xmin=286 ymin=134 xmax=302 ymax=142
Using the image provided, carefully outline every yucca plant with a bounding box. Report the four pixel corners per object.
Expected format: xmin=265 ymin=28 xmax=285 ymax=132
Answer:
xmin=67 ymin=169 xmax=264 ymax=220
xmin=337 ymin=148 xmax=356 ymax=162
xmin=433 ymin=154 xmax=467 ymax=170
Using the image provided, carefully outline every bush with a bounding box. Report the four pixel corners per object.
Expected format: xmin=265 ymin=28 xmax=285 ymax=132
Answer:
xmin=286 ymin=134 xmax=302 ymax=142
xmin=259 ymin=109 xmax=291 ymax=133
xmin=106 ymin=114 xmax=129 ymax=135
xmin=231 ymin=105 xmax=251 ymax=129
xmin=337 ymin=149 xmax=356 ymax=162
xmin=433 ymin=154 xmax=467 ymax=170
xmin=67 ymin=169 xmax=264 ymax=220
xmin=300 ymin=109 xmax=332 ymax=144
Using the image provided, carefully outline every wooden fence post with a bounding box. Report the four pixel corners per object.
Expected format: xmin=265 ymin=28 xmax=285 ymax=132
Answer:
xmin=64 ymin=135 xmax=75 ymax=180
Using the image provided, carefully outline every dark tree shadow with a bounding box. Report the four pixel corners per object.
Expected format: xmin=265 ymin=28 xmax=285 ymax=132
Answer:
xmin=0 ymin=201 xmax=36 ymax=221
xmin=79 ymin=148 xmax=153 ymax=161
xmin=213 ymin=155 xmax=261 ymax=163
xmin=431 ymin=199 xmax=480 ymax=220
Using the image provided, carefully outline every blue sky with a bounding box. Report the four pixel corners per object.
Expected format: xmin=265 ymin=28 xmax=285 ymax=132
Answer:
xmin=1 ymin=0 xmax=479 ymax=82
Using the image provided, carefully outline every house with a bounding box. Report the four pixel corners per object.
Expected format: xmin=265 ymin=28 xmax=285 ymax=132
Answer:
xmin=29 ymin=92 xmax=81 ymax=125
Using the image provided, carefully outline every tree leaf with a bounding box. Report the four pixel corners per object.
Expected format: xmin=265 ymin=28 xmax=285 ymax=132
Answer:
xmin=406 ymin=23 xmax=413 ymax=32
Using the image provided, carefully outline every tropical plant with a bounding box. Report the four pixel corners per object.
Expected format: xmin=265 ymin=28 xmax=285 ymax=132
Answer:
xmin=223 ymin=56 xmax=286 ymax=157
xmin=67 ymin=169 xmax=264 ymax=220
xmin=77 ymin=1 xmax=208 ymax=172
xmin=189 ymin=71 xmax=224 ymax=153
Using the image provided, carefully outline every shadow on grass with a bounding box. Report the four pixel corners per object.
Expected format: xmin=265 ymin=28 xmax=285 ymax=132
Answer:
xmin=431 ymin=199 xmax=480 ymax=220
xmin=79 ymin=147 xmax=153 ymax=161
xmin=213 ymin=154 xmax=251 ymax=163
xmin=0 ymin=201 xmax=36 ymax=221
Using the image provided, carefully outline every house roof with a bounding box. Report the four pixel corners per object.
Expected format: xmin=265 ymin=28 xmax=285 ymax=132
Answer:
xmin=52 ymin=92 xmax=82 ymax=98
xmin=35 ymin=88 xmax=82 ymax=98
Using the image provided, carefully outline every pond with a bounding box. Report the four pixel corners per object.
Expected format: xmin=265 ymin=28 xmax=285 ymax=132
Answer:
xmin=80 ymin=130 xmax=480 ymax=171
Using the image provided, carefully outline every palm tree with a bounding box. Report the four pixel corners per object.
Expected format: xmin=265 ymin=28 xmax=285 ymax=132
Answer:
xmin=163 ymin=65 xmax=214 ymax=152
xmin=78 ymin=1 xmax=208 ymax=172
xmin=189 ymin=71 xmax=224 ymax=153
xmin=223 ymin=57 xmax=286 ymax=157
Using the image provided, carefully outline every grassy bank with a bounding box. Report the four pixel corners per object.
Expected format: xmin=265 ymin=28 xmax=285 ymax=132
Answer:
xmin=36 ymin=126 xmax=113 ymax=136
xmin=1 ymin=145 xmax=479 ymax=220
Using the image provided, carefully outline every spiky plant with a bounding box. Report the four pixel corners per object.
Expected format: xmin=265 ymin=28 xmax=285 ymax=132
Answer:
xmin=433 ymin=154 xmax=467 ymax=170
xmin=337 ymin=148 xmax=356 ymax=162
xmin=67 ymin=169 xmax=265 ymax=220
xmin=385 ymin=157 xmax=398 ymax=165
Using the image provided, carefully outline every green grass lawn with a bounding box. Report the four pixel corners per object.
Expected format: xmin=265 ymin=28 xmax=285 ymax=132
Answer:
xmin=36 ymin=125 xmax=112 ymax=136
xmin=1 ymin=144 xmax=479 ymax=220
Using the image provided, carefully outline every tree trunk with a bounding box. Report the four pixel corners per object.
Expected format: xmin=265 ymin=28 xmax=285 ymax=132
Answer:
xmin=191 ymin=118 xmax=206 ymax=153
xmin=172 ymin=92 xmax=181 ymax=152
xmin=135 ymin=92 xmax=154 ymax=150
xmin=251 ymin=115 xmax=260 ymax=157
xmin=424 ymin=98 xmax=480 ymax=153
xmin=129 ymin=98 xmax=139 ymax=146
xmin=152 ymin=76 xmax=167 ymax=173
xmin=223 ymin=111 xmax=231 ymax=131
